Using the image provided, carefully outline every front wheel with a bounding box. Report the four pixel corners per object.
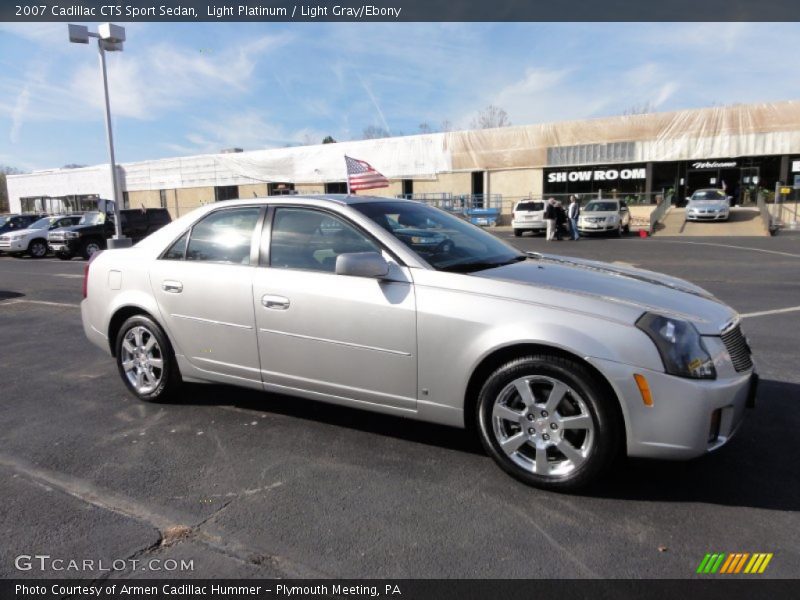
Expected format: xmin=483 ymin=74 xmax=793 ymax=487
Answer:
xmin=513 ymin=229 xmax=523 ymax=237
xmin=115 ymin=315 xmax=182 ymax=402
xmin=476 ymin=354 xmax=622 ymax=491
xmin=27 ymin=239 xmax=48 ymax=258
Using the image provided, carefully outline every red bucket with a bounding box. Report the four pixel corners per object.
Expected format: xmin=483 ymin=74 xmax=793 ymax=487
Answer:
xmin=639 ymin=229 xmax=648 ymax=238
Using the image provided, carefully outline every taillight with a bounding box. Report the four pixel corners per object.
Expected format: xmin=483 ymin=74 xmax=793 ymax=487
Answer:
xmin=83 ymin=251 xmax=101 ymax=299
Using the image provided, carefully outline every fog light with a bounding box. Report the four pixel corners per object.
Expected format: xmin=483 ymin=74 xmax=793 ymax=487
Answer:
xmin=633 ymin=374 xmax=653 ymax=407
xmin=708 ymin=409 xmax=722 ymax=443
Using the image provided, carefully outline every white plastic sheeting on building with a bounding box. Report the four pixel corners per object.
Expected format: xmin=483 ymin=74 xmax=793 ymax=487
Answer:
xmin=8 ymin=100 xmax=800 ymax=211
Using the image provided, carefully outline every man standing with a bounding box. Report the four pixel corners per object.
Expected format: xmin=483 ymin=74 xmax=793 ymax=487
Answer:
xmin=568 ymin=195 xmax=581 ymax=240
xmin=544 ymin=198 xmax=557 ymax=241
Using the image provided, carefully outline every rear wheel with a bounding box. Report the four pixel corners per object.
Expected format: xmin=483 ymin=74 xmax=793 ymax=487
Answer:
xmin=476 ymin=354 xmax=622 ymax=491
xmin=513 ymin=229 xmax=523 ymax=237
xmin=27 ymin=239 xmax=48 ymax=258
xmin=622 ymin=223 xmax=630 ymax=234
xmin=115 ymin=315 xmax=182 ymax=402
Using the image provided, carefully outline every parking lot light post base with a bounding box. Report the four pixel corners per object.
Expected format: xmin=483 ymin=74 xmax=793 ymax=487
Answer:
xmin=107 ymin=237 xmax=133 ymax=249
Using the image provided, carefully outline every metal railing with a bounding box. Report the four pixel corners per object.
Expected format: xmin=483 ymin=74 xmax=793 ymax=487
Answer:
xmin=397 ymin=193 xmax=503 ymax=210
xmin=649 ymin=191 xmax=671 ymax=233
xmin=770 ymin=183 xmax=799 ymax=230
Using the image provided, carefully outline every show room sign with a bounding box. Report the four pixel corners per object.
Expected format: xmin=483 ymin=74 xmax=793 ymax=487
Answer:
xmin=547 ymin=167 xmax=646 ymax=183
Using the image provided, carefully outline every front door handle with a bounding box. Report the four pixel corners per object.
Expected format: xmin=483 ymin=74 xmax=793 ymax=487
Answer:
xmin=162 ymin=280 xmax=183 ymax=293
xmin=262 ymin=294 xmax=290 ymax=310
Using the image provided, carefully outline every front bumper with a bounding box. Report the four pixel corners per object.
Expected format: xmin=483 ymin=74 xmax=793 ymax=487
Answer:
xmin=687 ymin=211 xmax=729 ymax=221
xmin=0 ymin=239 xmax=26 ymax=252
xmin=48 ymin=239 xmax=79 ymax=254
xmin=578 ymin=222 xmax=618 ymax=232
xmin=588 ymin=353 xmax=754 ymax=460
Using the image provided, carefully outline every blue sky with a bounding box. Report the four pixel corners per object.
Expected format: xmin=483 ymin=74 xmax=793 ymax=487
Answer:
xmin=1 ymin=22 xmax=799 ymax=171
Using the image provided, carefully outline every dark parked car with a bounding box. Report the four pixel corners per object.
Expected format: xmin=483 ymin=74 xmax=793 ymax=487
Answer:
xmin=0 ymin=213 xmax=47 ymax=235
xmin=48 ymin=208 xmax=172 ymax=260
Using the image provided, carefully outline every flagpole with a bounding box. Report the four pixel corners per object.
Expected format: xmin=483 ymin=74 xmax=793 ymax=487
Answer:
xmin=344 ymin=155 xmax=351 ymax=196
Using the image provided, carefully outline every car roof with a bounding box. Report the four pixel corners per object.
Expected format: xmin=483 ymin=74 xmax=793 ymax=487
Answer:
xmin=209 ymin=194 xmax=422 ymax=209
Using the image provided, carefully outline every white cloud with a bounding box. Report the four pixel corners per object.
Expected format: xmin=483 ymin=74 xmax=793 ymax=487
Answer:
xmin=166 ymin=110 xmax=325 ymax=155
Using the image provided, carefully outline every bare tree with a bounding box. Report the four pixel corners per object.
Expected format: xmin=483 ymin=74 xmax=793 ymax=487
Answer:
xmin=361 ymin=125 xmax=391 ymax=140
xmin=440 ymin=120 xmax=453 ymax=132
xmin=418 ymin=122 xmax=434 ymax=134
xmin=470 ymin=105 xmax=511 ymax=129
xmin=0 ymin=165 xmax=23 ymax=212
xmin=620 ymin=101 xmax=654 ymax=116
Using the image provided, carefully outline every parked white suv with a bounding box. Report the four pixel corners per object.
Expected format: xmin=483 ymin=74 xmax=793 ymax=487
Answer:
xmin=0 ymin=215 xmax=82 ymax=258
xmin=512 ymin=200 xmax=546 ymax=237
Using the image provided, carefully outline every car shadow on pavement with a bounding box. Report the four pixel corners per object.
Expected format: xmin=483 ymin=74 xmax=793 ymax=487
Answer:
xmin=587 ymin=378 xmax=800 ymax=512
xmin=180 ymin=382 xmax=485 ymax=456
xmin=179 ymin=377 xmax=798 ymax=510
xmin=0 ymin=290 xmax=24 ymax=301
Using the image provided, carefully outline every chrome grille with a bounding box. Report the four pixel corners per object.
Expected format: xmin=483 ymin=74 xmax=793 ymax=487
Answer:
xmin=721 ymin=323 xmax=753 ymax=372
xmin=48 ymin=232 xmax=65 ymax=242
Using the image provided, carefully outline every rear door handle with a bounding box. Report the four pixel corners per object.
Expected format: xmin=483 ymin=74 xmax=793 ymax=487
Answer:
xmin=262 ymin=294 xmax=290 ymax=310
xmin=162 ymin=280 xmax=183 ymax=293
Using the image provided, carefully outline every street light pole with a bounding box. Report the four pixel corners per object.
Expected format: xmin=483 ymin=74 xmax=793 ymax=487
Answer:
xmin=68 ymin=23 xmax=131 ymax=249
xmin=97 ymin=41 xmax=124 ymax=242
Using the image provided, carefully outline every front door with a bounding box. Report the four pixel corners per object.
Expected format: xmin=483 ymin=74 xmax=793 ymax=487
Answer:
xmin=148 ymin=206 xmax=264 ymax=383
xmin=252 ymin=206 xmax=417 ymax=410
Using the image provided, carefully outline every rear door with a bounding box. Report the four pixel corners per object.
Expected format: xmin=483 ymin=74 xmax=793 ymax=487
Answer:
xmin=148 ymin=206 xmax=265 ymax=383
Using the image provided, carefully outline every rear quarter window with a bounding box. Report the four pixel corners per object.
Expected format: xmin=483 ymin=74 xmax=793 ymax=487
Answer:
xmin=515 ymin=202 xmax=544 ymax=211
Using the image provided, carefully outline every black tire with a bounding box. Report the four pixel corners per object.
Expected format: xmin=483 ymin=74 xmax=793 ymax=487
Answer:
xmin=56 ymin=253 xmax=72 ymax=261
xmin=81 ymin=239 xmax=104 ymax=260
xmin=115 ymin=315 xmax=182 ymax=403
xmin=513 ymin=229 xmax=523 ymax=237
xmin=476 ymin=354 xmax=622 ymax=491
xmin=622 ymin=223 xmax=630 ymax=235
xmin=27 ymin=239 xmax=48 ymax=258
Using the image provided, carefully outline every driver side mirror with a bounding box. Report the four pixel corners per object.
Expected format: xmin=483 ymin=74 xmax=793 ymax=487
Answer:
xmin=335 ymin=252 xmax=389 ymax=279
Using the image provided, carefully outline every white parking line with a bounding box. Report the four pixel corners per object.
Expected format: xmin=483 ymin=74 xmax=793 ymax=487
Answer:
xmin=740 ymin=305 xmax=800 ymax=319
xmin=0 ymin=299 xmax=80 ymax=309
xmin=651 ymin=240 xmax=800 ymax=259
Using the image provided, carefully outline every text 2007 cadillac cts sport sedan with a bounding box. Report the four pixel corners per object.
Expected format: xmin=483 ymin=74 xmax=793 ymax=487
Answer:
xmin=81 ymin=196 xmax=757 ymax=491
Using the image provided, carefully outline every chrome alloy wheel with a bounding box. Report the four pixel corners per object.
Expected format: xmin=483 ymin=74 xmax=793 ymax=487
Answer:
xmin=85 ymin=242 xmax=101 ymax=257
xmin=120 ymin=326 xmax=164 ymax=395
xmin=491 ymin=375 xmax=595 ymax=477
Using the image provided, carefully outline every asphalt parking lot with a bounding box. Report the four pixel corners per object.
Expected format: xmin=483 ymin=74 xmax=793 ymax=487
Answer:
xmin=1 ymin=233 xmax=799 ymax=580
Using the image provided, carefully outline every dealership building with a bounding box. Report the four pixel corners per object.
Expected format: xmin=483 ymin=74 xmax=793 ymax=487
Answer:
xmin=8 ymin=100 xmax=800 ymax=220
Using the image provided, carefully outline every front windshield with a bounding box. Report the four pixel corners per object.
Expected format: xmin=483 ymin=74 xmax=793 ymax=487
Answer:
xmin=79 ymin=212 xmax=106 ymax=226
xmin=29 ymin=217 xmax=54 ymax=230
xmin=353 ymin=201 xmax=525 ymax=272
xmin=692 ymin=190 xmax=726 ymax=201
xmin=584 ymin=201 xmax=618 ymax=212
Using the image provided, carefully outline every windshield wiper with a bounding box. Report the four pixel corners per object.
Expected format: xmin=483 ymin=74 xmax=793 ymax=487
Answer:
xmin=440 ymin=255 xmax=527 ymax=273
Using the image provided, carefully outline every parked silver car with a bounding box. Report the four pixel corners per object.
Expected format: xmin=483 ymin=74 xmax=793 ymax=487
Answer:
xmin=686 ymin=189 xmax=731 ymax=221
xmin=81 ymin=196 xmax=756 ymax=491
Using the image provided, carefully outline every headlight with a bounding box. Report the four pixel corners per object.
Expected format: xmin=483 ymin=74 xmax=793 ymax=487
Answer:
xmin=636 ymin=312 xmax=716 ymax=379
xmin=65 ymin=231 xmax=80 ymax=239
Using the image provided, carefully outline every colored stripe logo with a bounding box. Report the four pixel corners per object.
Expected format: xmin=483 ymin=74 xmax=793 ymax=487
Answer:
xmin=696 ymin=552 xmax=773 ymax=574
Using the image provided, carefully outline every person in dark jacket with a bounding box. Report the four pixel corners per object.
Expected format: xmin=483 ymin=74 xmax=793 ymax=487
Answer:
xmin=555 ymin=201 xmax=568 ymax=241
xmin=544 ymin=198 xmax=557 ymax=241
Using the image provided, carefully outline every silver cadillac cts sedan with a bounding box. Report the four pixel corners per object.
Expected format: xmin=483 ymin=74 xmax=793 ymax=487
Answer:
xmin=81 ymin=196 xmax=757 ymax=491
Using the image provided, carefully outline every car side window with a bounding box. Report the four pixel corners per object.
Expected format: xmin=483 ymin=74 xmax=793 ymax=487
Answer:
xmin=270 ymin=207 xmax=380 ymax=273
xmin=186 ymin=207 xmax=261 ymax=265
xmin=162 ymin=231 xmax=189 ymax=260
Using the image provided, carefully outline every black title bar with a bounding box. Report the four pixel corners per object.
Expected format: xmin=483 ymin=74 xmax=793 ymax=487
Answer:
xmin=5 ymin=0 xmax=800 ymax=22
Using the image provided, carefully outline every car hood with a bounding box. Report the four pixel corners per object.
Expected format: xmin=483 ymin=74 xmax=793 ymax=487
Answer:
xmin=472 ymin=254 xmax=735 ymax=335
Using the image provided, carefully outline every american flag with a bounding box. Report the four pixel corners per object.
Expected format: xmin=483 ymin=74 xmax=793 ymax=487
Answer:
xmin=345 ymin=155 xmax=389 ymax=192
